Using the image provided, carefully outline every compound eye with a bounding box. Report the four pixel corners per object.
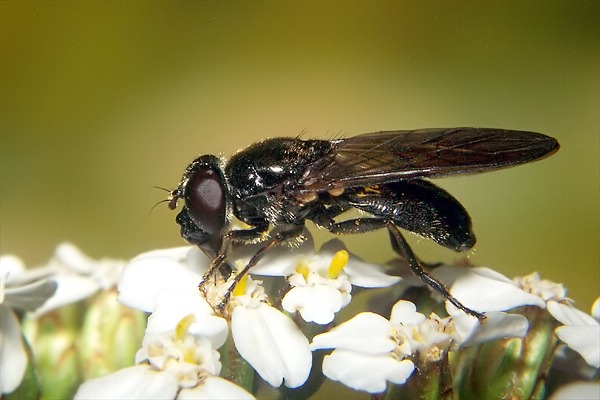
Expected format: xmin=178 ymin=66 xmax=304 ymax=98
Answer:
xmin=184 ymin=166 xmax=226 ymax=236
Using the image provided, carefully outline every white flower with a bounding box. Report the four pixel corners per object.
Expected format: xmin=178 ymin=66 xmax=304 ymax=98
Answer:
xmin=390 ymin=300 xmax=527 ymax=355
xmin=433 ymin=266 xmax=546 ymax=315
xmin=1 ymin=244 xmax=124 ymax=394
xmin=405 ymin=265 xmax=535 ymax=345
xmin=310 ymin=296 xmax=532 ymax=394
xmin=514 ymin=272 xmax=568 ymax=301
xmin=119 ymin=247 xmax=228 ymax=348
xmin=514 ymin=273 xmax=600 ymax=368
xmin=0 ymin=255 xmax=57 ymax=394
xmin=32 ymin=243 xmax=126 ymax=316
xmin=310 ymin=302 xmax=418 ymax=393
xmin=0 ymin=255 xmax=58 ymax=312
xmin=248 ymin=238 xmax=400 ymax=324
xmin=117 ymin=246 xmax=312 ymax=389
xmin=548 ymin=297 xmax=600 ymax=368
xmin=229 ymin=275 xmax=312 ymax=388
xmin=281 ymin=249 xmax=353 ymax=325
xmin=451 ymin=311 xmax=529 ymax=347
xmin=75 ymin=315 xmax=254 ymax=399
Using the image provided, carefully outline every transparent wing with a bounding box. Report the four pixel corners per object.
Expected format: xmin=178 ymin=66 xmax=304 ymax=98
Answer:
xmin=300 ymin=127 xmax=559 ymax=191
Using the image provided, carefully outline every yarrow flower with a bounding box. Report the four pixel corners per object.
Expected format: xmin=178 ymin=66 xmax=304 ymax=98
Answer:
xmin=3 ymin=238 xmax=598 ymax=399
xmin=277 ymin=239 xmax=400 ymax=324
xmin=116 ymin=245 xmax=313 ymax=389
xmin=309 ymin=301 xmax=418 ymax=393
xmin=1 ymin=243 xmax=130 ymax=397
xmin=229 ymin=275 xmax=312 ymax=388
xmin=514 ymin=272 xmax=600 ymax=368
xmin=75 ymin=315 xmax=254 ymax=399
xmin=310 ymin=297 xmax=531 ymax=394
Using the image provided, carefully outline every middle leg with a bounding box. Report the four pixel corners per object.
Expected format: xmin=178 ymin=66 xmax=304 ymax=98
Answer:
xmin=313 ymin=214 xmax=485 ymax=319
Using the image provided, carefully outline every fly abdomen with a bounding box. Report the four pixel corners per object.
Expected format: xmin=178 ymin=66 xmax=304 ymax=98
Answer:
xmin=348 ymin=179 xmax=475 ymax=251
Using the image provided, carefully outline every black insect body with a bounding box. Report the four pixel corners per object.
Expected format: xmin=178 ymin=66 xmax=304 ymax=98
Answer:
xmin=167 ymin=128 xmax=559 ymax=318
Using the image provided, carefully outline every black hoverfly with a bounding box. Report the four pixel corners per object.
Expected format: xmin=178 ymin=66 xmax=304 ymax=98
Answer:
xmin=166 ymin=128 xmax=559 ymax=318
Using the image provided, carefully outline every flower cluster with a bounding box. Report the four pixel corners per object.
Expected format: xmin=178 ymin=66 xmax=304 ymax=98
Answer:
xmin=1 ymin=236 xmax=599 ymax=399
xmin=1 ymin=243 xmax=140 ymax=398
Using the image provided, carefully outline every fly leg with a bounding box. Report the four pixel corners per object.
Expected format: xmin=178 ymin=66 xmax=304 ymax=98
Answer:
xmin=198 ymin=221 xmax=269 ymax=290
xmin=388 ymin=224 xmax=485 ymax=319
xmin=217 ymin=223 xmax=305 ymax=313
xmin=312 ymin=213 xmax=485 ymax=319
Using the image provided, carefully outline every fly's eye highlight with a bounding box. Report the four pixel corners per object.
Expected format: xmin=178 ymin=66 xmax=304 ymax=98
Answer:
xmin=184 ymin=166 xmax=226 ymax=236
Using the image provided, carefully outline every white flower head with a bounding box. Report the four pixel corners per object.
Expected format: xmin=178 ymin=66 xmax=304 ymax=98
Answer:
xmin=390 ymin=301 xmax=452 ymax=360
xmin=118 ymin=246 xmax=313 ymax=389
xmin=135 ymin=315 xmax=222 ymax=385
xmin=310 ymin=301 xmax=420 ymax=393
xmin=281 ymin=249 xmax=353 ymax=324
xmin=513 ymin=272 xmax=599 ymax=369
xmin=76 ymin=315 xmax=254 ymax=399
xmin=255 ymin=238 xmax=401 ymax=325
xmin=229 ymin=274 xmax=312 ymax=388
xmin=119 ymin=246 xmax=229 ymax=347
xmin=310 ymin=295 xmax=533 ymax=394
xmin=514 ymin=272 xmax=568 ymax=302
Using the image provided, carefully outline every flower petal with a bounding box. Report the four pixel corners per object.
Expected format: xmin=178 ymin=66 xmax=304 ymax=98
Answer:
xmin=311 ymin=312 xmax=396 ymax=354
xmin=547 ymin=301 xmax=599 ymax=326
xmin=33 ymin=275 xmax=97 ymax=315
xmin=282 ymin=285 xmax=345 ymax=324
xmin=231 ymin=303 xmax=311 ymax=388
xmin=178 ymin=376 xmax=255 ymax=400
xmin=555 ymin=325 xmax=600 ymax=368
xmin=54 ymin=243 xmax=98 ymax=274
xmin=146 ymin=290 xmax=228 ymax=348
xmin=436 ymin=266 xmax=545 ymax=313
xmin=0 ymin=255 xmax=52 ymax=286
xmin=322 ymin=349 xmax=414 ymax=393
xmin=118 ymin=255 xmax=201 ymax=312
xmin=4 ymin=279 xmax=57 ymax=312
xmin=0 ymin=255 xmax=26 ymax=282
xmin=389 ymin=300 xmax=426 ymax=326
xmin=0 ymin=305 xmax=27 ymax=394
xmin=549 ymin=381 xmax=600 ymax=400
xmin=453 ymin=312 xmax=529 ymax=347
xmin=74 ymin=365 xmax=179 ymax=399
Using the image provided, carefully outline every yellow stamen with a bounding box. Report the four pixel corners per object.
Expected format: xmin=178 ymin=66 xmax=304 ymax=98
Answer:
xmin=296 ymin=262 xmax=311 ymax=280
xmin=327 ymin=250 xmax=349 ymax=279
xmin=175 ymin=314 xmax=196 ymax=342
xmin=233 ymin=273 xmax=248 ymax=297
xmin=182 ymin=346 xmax=197 ymax=364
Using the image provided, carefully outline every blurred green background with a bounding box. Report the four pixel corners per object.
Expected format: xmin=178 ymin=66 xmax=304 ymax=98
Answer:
xmin=1 ymin=2 xmax=598 ymax=310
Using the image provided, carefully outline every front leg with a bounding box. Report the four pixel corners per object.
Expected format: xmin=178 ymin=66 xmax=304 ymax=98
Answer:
xmin=198 ymin=220 xmax=270 ymax=289
xmin=218 ymin=223 xmax=306 ymax=312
